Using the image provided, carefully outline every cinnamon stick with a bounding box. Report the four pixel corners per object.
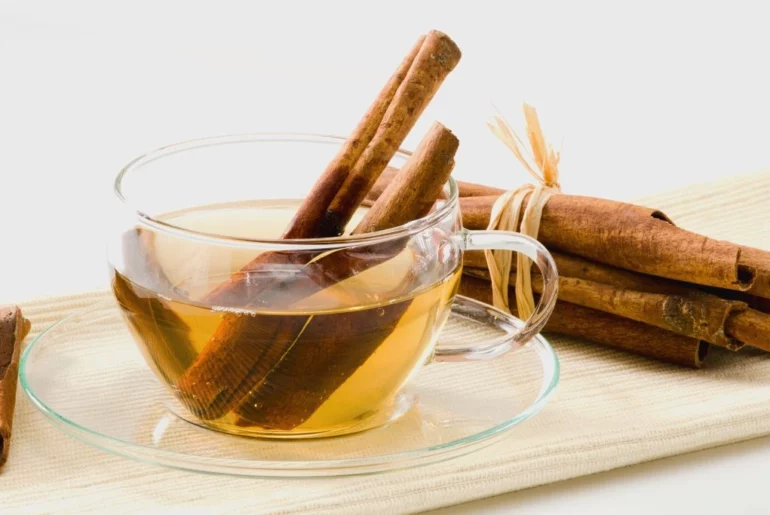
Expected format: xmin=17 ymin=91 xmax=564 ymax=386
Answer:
xmin=285 ymin=35 xmax=426 ymax=239
xmin=234 ymin=124 xmax=458 ymax=428
xmin=725 ymin=310 xmax=770 ymax=353
xmin=464 ymin=267 xmax=745 ymax=349
xmin=458 ymin=275 xmax=707 ymax=368
xmin=465 ymin=249 xmax=770 ymax=351
xmin=0 ymin=306 xmax=31 ymax=469
xmin=372 ymin=175 xmax=770 ymax=297
xmin=463 ymin=249 xmax=692 ymax=295
xmin=322 ymin=31 xmax=461 ymax=235
xmin=461 ymin=195 xmax=770 ymax=295
xmin=368 ymin=165 xmax=498 ymax=202
xmin=467 ymin=194 xmax=756 ymax=293
xmin=384 ymin=190 xmax=759 ymax=295
xmin=202 ymin=30 xmax=460 ymax=307
xmin=178 ymin=123 xmax=459 ymax=421
xmin=176 ymin=31 xmax=461 ymax=419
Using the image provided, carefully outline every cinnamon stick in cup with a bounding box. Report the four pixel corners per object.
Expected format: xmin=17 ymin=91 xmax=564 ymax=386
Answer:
xmin=458 ymin=275 xmax=707 ymax=368
xmin=0 ymin=306 xmax=31 ymax=469
xmin=233 ymin=123 xmax=459 ymax=429
xmin=321 ymin=32 xmax=461 ymax=236
xmin=282 ymin=35 xmax=427 ymax=239
xmin=175 ymin=31 xmax=462 ymax=419
xmin=188 ymin=123 xmax=457 ymax=424
xmin=369 ymin=165 xmax=497 ymax=201
xmin=203 ymin=30 xmax=461 ymax=306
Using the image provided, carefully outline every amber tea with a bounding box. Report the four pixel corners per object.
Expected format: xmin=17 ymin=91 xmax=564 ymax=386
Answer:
xmin=113 ymin=200 xmax=461 ymax=437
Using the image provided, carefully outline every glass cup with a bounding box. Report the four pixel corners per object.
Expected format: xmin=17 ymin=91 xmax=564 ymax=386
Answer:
xmin=109 ymin=133 xmax=558 ymax=439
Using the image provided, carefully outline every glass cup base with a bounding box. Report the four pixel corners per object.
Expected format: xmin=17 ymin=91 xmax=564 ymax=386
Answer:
xmin=165 ymin=391 xmax=418 ymax=440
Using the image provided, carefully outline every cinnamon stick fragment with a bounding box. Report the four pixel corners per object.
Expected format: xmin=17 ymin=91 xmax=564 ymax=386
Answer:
xmin=0 ymin=306 xmax=30 ymax=469
xmin=459 ymin=276 xmax=707 ymax=368
xmin=234 ymin=123 xmax=459 ymax=429
xmin=176 ymin=31 xmax=462 ymax=419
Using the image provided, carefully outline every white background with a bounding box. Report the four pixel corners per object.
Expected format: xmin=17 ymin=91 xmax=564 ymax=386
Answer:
xmin=2 ymin=1 xmax=769 ymax=513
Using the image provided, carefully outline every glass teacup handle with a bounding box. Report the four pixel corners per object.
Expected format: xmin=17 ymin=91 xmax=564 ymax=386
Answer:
xmin=433 ymin=230 xmax=559 ymax=362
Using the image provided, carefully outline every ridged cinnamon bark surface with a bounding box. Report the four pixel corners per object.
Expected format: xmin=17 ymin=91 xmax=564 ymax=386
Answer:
xmin=372 ymin=174 xmax=769 ymax=296
xmin=0 ymin=306 xmax=30 ymax=469
xmin=322 ymin=31 xmax=461 ymax=236
xmin=726 ymin=310 xmax=770 ymax=353
xmin=464 ymin=267 xmax=745 ymax=350
xmin=368 ymin=166 xmax=501 ymax=201
xmin=459 ymin=275 xmax=707 ymax=368
xmin=460 ymin=194 xmax=756 ymax=293
xmin=463 ymin=249 xmax=691 ymax=295
xmin=465 ymin=248 xmax=770 ymax=351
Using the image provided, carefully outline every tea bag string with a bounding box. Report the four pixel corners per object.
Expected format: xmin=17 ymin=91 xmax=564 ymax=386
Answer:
xmin=484 ymin=104 xmax=561 ymax=319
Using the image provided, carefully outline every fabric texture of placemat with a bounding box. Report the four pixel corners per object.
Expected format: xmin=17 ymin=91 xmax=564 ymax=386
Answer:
xmin=2 ymin=171 xmax=770 ymax=514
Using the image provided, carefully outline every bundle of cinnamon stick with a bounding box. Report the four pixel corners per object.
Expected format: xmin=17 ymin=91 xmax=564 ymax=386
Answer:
xmin=366 ymin=168 xmax=770 ymax=367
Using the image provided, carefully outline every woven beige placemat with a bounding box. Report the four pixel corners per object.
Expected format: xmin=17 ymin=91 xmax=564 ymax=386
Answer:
xmin=2 ymin=171 xmax=770 ymax=514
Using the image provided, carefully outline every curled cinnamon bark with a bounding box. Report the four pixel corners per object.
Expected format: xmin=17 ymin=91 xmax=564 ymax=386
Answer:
xmin=464 ymin=194 xmax=755 ymax=294
xmin=0 ymin=306 xmax=30 ymax=469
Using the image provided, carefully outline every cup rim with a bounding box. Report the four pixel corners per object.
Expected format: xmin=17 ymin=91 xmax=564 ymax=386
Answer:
xmin=115 ymin=133 xmax=460 ymax=250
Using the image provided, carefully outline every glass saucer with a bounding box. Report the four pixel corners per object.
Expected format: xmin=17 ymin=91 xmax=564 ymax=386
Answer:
xmin=20 ymin=298 xmax=559 ymax=477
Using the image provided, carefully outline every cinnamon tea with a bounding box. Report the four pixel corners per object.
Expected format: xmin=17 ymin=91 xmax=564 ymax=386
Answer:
xmin=113 ymin=200 xmax=461 ymax=437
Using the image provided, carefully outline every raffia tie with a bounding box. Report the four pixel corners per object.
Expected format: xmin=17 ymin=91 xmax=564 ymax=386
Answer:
xmin=484 ymin=104 xmax=561 ymax=319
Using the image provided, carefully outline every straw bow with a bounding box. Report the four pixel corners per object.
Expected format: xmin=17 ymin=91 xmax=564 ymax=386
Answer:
xmin=485 ymin=104 xmax=561 ymax=318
